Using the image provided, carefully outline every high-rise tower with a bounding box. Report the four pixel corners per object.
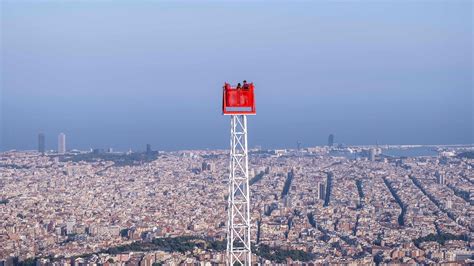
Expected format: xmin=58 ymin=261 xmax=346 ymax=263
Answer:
xmin=318 ymin=182 xmax=326 ymax=200
xmin=328 ymin=134 xmax=334 ymax=147
xmin=58 ymin=133 xmax=66 ymax=154
xmin=38 ymin=133 xmax=45 ymax=154
xmin=222 ymin=82 xmax=256 ymax=266
xmin=146 ymin=144 xmax=152 ymax=154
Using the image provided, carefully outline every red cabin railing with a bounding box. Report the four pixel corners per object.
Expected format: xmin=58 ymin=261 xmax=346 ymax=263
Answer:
xmin=222 ymin=82 xmax=256 ymax=115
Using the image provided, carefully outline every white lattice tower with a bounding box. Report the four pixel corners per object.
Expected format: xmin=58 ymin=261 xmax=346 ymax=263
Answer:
xmin=226 ymin=114 xmax=251 ymax=266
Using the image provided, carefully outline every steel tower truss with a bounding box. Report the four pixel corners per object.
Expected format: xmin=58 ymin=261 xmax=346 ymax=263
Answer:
xmin=227 ymin=115 xmax=251 ymax=266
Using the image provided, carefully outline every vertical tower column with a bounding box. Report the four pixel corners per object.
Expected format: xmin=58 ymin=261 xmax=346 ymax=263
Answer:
xmin=227 ymin=115 xmax=251 ymax=266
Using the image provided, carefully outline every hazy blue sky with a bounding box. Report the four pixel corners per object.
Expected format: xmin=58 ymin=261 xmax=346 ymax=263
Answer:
xmin=1 ymin=1 xmax=472 ymax=151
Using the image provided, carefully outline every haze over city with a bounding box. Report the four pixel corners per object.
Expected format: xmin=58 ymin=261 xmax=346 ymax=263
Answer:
xmin=1 ymin=1 xmax=472 ymax=151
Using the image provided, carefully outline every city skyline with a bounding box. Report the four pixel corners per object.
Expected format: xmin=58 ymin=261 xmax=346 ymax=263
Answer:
xmin=20 ymin=131 xmax=474 ymax=153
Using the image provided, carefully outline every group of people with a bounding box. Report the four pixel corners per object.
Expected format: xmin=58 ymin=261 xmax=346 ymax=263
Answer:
xmin=236 ymin=80 xmax=250 ymax=90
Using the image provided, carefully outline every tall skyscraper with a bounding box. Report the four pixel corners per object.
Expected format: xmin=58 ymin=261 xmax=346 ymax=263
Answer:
xmin=38 ymin=133 xmax=45 ymax=154
xmin=435 ymin=171 xmax=445 ymax=185
xmin=201 ymin=162 xmax=215 ymax=172
xmin=318 ymin=182 xmax=326 ymax=200
xmin=369 ymin=148 xmax=376 ymax=161
xmin=146 ymin=144 xmax=152 ymax=154
xmin=58 ymin=133 xmax=66 ymax=154
xmin=328 ymin=134 xmax=334 ymax=147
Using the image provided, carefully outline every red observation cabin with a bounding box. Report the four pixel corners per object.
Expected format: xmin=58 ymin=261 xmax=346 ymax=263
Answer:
xmin=222 ymin=82 xmax=256 ymax=115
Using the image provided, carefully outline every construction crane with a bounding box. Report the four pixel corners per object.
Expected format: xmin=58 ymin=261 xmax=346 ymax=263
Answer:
xmin=222 ymin=82 xmax=256 ymax=266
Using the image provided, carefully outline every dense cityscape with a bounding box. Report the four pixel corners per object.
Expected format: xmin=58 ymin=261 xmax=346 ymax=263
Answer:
xmin=1 ymin=134 xmax=473 ymax=265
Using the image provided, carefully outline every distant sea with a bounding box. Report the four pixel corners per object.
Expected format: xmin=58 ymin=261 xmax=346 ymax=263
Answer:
xmin=382 ymin=147 xmax=438 ymax=157
xmin=330 ymin=146 xmax=439 ymax=159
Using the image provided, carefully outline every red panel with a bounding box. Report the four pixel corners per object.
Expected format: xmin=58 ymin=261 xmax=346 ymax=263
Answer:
xmin=222 ymin=82 xmax=256 ymax=115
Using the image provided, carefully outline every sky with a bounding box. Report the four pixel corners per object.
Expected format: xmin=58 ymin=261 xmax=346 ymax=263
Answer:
xmin=1 ymin=0 xmax=472 ymax=151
